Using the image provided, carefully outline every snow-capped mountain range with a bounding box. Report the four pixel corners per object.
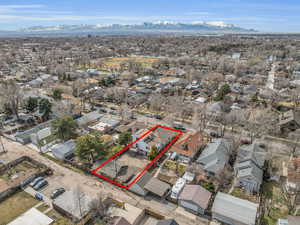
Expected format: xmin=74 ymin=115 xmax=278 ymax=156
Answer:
xmin=17 ymin=21 xmax=256 ymax=33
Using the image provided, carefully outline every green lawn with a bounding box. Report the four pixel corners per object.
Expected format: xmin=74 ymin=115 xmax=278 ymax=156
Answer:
xmin=231 ymin=187 xmax=259 ymax=203
xmin=36 ymin=203 xmax=50 ymax=213
xmin=46 ymin=209 xmax=71 ymax=225
xmin=164 ymin=160 xmax=187 ymax=176
xmin=0 ymin=191 xmax=39 ymax=225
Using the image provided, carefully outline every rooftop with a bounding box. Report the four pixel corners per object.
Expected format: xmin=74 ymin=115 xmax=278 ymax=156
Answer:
xmin=212 ymin=192 xmax=258 ymax=225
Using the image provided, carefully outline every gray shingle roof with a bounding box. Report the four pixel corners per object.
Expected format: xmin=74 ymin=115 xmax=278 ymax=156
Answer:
xmin=51 ymin=140 xmax=76 ymax=159
xmin=76 ymin=111 xmax=103 ymax=126
xmin=157 ymin=219 xmax=179 ymax=225
xmin=197 ymin=138 xmax=231 ymax=174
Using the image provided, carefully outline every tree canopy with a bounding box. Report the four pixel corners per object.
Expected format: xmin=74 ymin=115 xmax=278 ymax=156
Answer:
xmin=52 ymin=116 xmax=77 ymax=141
xmin=39 ymin=98 xmax=52 ymax=120
xmin=75 ymin=135 xmax=106 ymax=165
xmin=214 ymin=83 xmax=231 ymax=101
xmin=25 ymin=97 xmax=39 ymax=112
xmin=118 ymin=131 xmax=132 ymax=146
xmin=148 ymin=145 xmax=159 ymax=160
xmin=52 ymin=88 xmax=63 ymax=100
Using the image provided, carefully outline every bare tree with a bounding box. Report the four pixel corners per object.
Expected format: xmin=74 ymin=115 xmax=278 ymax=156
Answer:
xmin=89 ymin=192 xmax=113 ymax=224
xmin=0 ymin=80 xmax=23 ymax=120
xmin=52 ymin=99 xmax=75 ymax=117
xmin=73 ymin=185 xmax=86 ymax=223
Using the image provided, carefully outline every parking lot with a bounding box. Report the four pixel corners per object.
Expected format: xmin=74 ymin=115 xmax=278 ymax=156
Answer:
xmin=24 ymin=174 xmax=68 ymax=205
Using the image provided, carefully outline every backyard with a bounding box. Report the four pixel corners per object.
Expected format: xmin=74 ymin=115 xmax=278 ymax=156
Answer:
xmin=46 ymin=209 xmax=72 ymax=225
xmin=0 ymin=160 xmax=39 ymax=182
xmin=262 ymin=181 xmax=290 ymax=225
xmin=0 ymin=191 xmax=39 ymax=225
xmin=231 ymin=187 xmax=260 ymax=203
xmin=163 ymin=160 xmax=187 ymax=176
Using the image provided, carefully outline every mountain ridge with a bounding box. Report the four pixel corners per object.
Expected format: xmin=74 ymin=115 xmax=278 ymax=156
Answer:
xmin=17 ymin=21 xmax=257 ymax=33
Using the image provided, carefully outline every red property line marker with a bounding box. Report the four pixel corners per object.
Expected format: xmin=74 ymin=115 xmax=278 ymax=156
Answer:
xmin=91 ymin=125 xmax=183 ymax=190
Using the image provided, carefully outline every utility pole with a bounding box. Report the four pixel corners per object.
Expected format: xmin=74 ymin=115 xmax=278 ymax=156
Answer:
xmin=0 ymin=119 xmax=6 ymax=153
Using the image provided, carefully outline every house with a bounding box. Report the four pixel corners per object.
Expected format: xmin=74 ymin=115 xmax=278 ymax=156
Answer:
xmin=157 ymin=219 xmax=179 ymax=225
xmin=170 ymin=132 xmax=203 ymax=160
xmin=8 ymin=208 xmax=53 ymax=225
xmin=279 ymin=110 xmax=300 ymax=133
xmin=132 ymin=128 xmax=175 ymax=155
xmin=206 ymin=102 xmax=223 ymax=117
xmin=197 ymin=139 xmax=232 ymax=176
xmin=178 ymin=185 xmax=212 ymax=215
xmin=53 ymin=189 xmax=93 ymax=222
xmin=277 ymin=219 xmax=288 ymax=225
xmin=129 ymin=171 xmax=152 ymax=196
xmin=110 ymin=217 xmax=131 ymax=225
xmin=277 ymin=216 xmax=300 ymax=225
xmin=286 ymin=156 xmax=300 ymax=193
xmin=171 ymin=178 xmax=186 ymax=199
xmin=50 ymin=140 xmax=76 ymax=159
xmin=89 ymin=116 xmax=120 ymax=133
xmin=97 ymin=161 xmax=138 ymax=184
xmin=30 ymin=127 xmax=52 ymax=146
xmin=144 ymin=177 xmax=171 ymax=198
xmin=109 ymin=201 xmax=165 ymax=225
xmin=212 ymin=192 xmax=258 ymax=225
xmin=235 ymin=143 xmax=266 ymax=193
xmin=76 ymin=111 xmax=103 ymax=127
xmin=15 ymin=120 xmax=53 ymax=144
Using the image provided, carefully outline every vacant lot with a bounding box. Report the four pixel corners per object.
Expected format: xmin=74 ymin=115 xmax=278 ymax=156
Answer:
xmin=0 ymin=160 xmax=39 ymax=182
xmin=0 ymin=191 xmax=39 ymax=225
xmin=86 ymin=57 xmax=159 ymax=71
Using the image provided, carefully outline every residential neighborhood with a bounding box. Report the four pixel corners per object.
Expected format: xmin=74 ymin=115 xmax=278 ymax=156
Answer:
xmin=1 ymin=2 xmax=300 ymax=225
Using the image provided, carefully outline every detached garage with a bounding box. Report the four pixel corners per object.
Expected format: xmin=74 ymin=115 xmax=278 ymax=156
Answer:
xmin=178 ymin=185 xmax=212 ymax=215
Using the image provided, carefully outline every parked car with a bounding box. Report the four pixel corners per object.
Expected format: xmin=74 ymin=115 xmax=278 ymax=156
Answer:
xmin=35 ymin=193 xmax=44 ymax=201
xmin=210 ymin=132 xmax=221 ymax=138
xmin=240 ymin=139 xmax=251 ymax=145
xmin=50 ymin=188 xmax=65 ymax=199
xmin=30 ymin=177 xmax=44 ymax=187
xmin=33 ymin=180 xmax=48 ymax=190
xmin=99 ymin=108 xmax=107 ymax=113
xmin=154 ymin=115 xmax=163 ymax=120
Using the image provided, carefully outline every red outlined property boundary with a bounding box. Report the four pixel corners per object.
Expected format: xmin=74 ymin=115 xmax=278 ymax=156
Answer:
xmin=91 ymin=125 xmax=183 ymax=190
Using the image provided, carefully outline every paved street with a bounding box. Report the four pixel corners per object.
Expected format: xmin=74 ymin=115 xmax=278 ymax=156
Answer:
xmin=0 ymin=137 xmax=208 ymax=225
xmin=266 ymin=63 xmax=276 ymax=90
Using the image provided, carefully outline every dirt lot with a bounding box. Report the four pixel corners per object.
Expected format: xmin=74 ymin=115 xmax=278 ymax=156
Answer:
xmin=118 ymin=153 xmax=150 ymax=171
xmin=92 ymin=57 xmax=159 ymax=70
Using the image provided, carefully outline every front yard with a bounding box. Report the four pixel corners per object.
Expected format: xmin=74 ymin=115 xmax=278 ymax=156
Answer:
xmin=0 ymin=191 xmax=39 ymax=225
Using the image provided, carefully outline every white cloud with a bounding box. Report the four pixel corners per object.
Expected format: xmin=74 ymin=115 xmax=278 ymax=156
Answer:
xmin=0 ymin=4 xmax=45 ymax=9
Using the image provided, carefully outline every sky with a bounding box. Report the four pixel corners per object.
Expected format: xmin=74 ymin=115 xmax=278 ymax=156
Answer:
xmin=0 ymin=0 xmax=299 ymax=32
